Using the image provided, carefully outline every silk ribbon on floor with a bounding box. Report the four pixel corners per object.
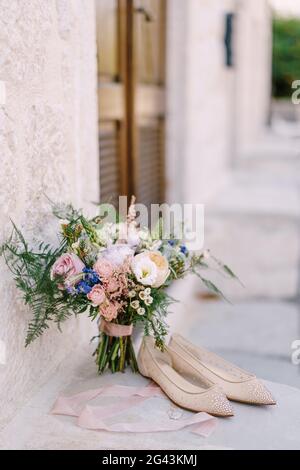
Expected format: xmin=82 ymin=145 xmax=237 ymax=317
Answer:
xmin=51 ymin=383 xmax=217 ymax=438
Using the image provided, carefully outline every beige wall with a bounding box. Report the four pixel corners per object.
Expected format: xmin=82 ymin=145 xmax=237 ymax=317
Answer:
xmin=0 ymin=0 xmax=99 ymax=427
xmin=166 ymin=0 xmax=236 ymax=205
xmin=166 ymin=0 xmax=272 ymax=202
xmin=234 ymin=0 xmax=272 ymax=159
xmin=270 ymin=0 xmax=300 ymax=17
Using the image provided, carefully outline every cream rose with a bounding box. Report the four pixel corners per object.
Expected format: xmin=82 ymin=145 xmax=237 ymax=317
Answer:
xmin=131 ymin=251 xmax=170 ymax=287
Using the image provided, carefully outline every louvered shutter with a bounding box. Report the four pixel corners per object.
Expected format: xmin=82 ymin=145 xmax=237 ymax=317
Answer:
xmin=96 ymin=0 xmax=166 ymax=208
xmin=134 ymin=0 xmax=166 ymax=207
xmin=96 ymin=0 xmax=128 ymax=207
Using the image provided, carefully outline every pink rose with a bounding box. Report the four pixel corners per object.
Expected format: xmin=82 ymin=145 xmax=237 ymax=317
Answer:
xmin=93 ymin=258 xmax=114 ymax=279
xmin=51 ymin=253 xmax=84 ymax=286
xmin=87 ymin=285 xmax=106 ymax=306
xmin=100 ymin=301 xmax=120 ymax=322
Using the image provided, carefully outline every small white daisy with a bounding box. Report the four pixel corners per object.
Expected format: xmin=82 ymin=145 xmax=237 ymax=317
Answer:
xmin=139 ymin=290 xmax=147 ymax=300
xmin=145 ymin=296 xmax=153 ymax=306
xmin=137 ymin=307 xmax=145 ymax=316
xmin=131 ymin=300 xmax=140 ymax=309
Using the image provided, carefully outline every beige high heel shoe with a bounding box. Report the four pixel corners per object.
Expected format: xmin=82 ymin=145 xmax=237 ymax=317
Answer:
xmin=169 ymin=334 xmax=276 ymax=406
xmin=137 ymin=336 xmax=234 ymax=417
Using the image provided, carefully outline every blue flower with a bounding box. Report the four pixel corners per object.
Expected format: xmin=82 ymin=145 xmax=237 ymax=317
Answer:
xmin=66 ymin=286 xmax=76 ymax=295
xmin=168 ymin=240 xmax=176 ymax=247
xmin=75 ymin=280 xmax=93 ymax=295
xmin=82 ymin=267 xmax=101 ymax=285
xmin=180 ymin=245 xmax=188 ymax=255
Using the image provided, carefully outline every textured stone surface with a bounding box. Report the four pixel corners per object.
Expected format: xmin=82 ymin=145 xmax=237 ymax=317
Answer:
xmin=0 ymin=0 xmax=98 ymax=428
xmin=0 ymin=344 xmax=299 ymax=450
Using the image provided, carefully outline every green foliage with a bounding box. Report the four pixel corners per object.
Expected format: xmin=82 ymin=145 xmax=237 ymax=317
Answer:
xmin=272 ymin=18 xmax=300 ymax=97
xmin=189 ymin=251 xmax=242 ymax=302
xmin=143 ymin=290 xmax=175 ymax=350
xmin=0 ymin=222 xmax=89 ymax=346
xmin=0 ymin=199 xmax=239 ymax=366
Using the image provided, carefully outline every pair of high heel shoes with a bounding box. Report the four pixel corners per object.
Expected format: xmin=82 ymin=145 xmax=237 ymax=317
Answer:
xmin=138 ymin=334 xmax=276 ymax=417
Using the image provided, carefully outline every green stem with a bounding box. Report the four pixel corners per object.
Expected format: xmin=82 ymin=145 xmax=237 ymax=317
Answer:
xmin=95 ymin=332 xmax=138 ymax=374
xmin=99 ymin=334 xmax=109 ymax=372
xmin=119 ymin=337 xmax=125 ymax=372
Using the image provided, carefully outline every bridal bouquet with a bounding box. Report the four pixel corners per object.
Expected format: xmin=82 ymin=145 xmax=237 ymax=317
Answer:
xmin=1 ymin=197 xmax=238 ymax=374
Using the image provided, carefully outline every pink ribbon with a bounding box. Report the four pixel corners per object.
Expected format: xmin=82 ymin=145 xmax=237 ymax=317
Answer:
xmin=100 ymin=319 xmax=133 ymax=337
xmin=51 ymin=383 xmax=217 ymax=438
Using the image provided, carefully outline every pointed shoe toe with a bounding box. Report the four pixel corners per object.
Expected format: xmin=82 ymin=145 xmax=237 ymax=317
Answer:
xmin=205 ymin=388 xmax=235 ymax=417
xmin=229 ymin=379 xmax=276 ymax=406
xmin=138 ymin=337 xmax=234 ymax=417
xmin=169 ymin=334 xmax=276 ymax=406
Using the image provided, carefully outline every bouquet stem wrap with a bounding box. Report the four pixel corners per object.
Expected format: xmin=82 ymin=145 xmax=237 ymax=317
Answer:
xmin=100 ymin=320 xmax=133 ymax=337
xmin=95 ymin=320 xmax=138 ymax=374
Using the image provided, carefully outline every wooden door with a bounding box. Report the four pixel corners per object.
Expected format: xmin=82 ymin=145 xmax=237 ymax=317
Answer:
xmin=133 ymin=0 xmax=166 ymax=208
xmin=96 ymin=0 xmax=166 ymax=208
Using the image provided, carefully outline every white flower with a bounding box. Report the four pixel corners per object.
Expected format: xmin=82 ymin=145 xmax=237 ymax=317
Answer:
xmin=131 ymin=251 xmax=170 ymax=288
xmin=101 ymin=244 xmax=134 ymax=267
xmin=127 ymin=225 xmax=141 ymax=247
xmin=137 ymin=307 xmax=145 ymax=316
xmin=128 ymin=290 xmax=136 ymax=298
xmin=115 ymin=223 xmax=141 ymax=248
xmin=145 ymin=296 xmax=153 ymax=306
xmin=131 ymin=256 xmax=158 ymax=286
xmin=131 ymin=300 xmax=140 ymax=309
xmin=96 ymin=224 xmax=116 ymax=246
xmin=139 ymin=290 xmax=147 ymax=300
xmin=144 ymin=287 xmax=151 ymax=296
xmin=71 ymin=241 xmax=80 ymax=251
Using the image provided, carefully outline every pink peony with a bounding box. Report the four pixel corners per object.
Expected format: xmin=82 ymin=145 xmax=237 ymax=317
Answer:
xmin=93 ymin=258 xmax=114 ymax=280
xmin=100 ymin=301 xmax=120 ymax=322
xmin=87 ymin=285 xmax=106 ymax=306
xmin=51 ymin=253 xmax=84 ymax=286
xmin=105 ymin=277 xmax=119 ymax=293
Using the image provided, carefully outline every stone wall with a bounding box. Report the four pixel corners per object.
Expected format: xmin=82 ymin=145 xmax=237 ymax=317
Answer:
xmin=0 ymin=0 xmax=99 ymax=427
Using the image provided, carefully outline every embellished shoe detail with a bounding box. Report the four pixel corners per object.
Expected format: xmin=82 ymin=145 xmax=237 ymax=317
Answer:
xmin=236 ymin=379 xmax=276 ymax=405
xmin=169 ymin=334 xmax=276 ymax=406
xmin=138 ymin=337 xmax=234 ymax=417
